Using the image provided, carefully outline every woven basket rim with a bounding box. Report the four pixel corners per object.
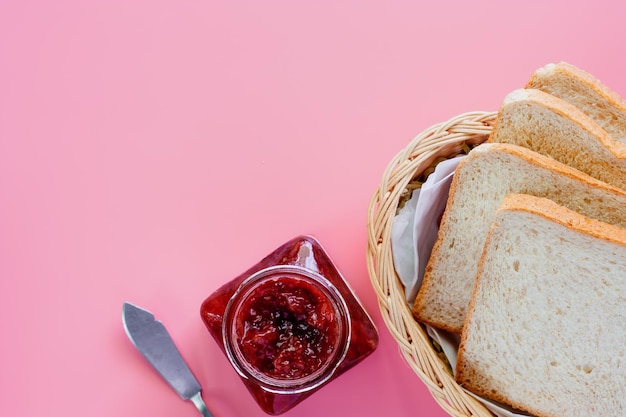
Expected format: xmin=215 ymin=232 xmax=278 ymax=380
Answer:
xmin=366 ymin=111 xmax=498 ymax=417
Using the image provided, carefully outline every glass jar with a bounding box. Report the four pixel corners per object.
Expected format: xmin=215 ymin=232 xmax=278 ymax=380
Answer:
xmin=200 ymin=235 xmax=378 ymax=415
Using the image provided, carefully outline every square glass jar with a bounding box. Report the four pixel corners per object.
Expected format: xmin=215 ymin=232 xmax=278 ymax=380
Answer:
xmin=200 ymin=235 xmax=378 ymax=415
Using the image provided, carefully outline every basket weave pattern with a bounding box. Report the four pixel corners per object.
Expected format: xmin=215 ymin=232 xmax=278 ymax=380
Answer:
xmin=366 ymin=112 xmax=498 ymax=417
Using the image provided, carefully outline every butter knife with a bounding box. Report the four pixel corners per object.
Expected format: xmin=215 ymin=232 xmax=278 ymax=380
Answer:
xmin=122 ymin=302 xmax=214 ymax=417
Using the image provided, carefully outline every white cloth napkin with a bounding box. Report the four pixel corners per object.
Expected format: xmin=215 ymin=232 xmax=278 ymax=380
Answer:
xmin=391 ymin=155 xmax=463 ymax=303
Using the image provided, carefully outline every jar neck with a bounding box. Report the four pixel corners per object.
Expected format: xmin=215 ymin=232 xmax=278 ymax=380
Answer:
xmin=222 ymin=265 xmax=351 ymax=394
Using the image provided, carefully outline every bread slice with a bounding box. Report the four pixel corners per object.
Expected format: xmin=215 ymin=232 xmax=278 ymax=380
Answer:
xmin=456 ymin=193 xmax=626 ymax=417
xmin=488 ymin=88 xmax=626 ymax=190
xmin=526 ymin=61 xmax=626 ymax=145
xmin=412 ymin=143 xmax=626 ymax=333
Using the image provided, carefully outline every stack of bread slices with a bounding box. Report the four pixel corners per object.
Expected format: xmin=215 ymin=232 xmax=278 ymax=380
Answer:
xmin=412 ymin=62 xmax=626 ymax=417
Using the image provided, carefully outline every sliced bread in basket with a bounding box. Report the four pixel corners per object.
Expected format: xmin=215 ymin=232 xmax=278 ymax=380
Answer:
xmin=455 ymin=193 xmax=626 ymax=417
xmin=488 ymin=88 xmax=626 ymax=190
xmin=526 ymin=61 xmax=626 ymax=145
xmin=412 ymin=142 xmax=626 ymax=333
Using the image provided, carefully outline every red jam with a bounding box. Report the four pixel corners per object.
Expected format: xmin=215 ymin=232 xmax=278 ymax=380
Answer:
xmin=200 ymin=235 xmax=378 ymax=415
xmin=233 ymin=276 xmax=340 ymax=380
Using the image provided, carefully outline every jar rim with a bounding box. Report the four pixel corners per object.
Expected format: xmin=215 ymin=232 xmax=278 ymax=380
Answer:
xmin=222 ymin=265 xmax=351 ymax=394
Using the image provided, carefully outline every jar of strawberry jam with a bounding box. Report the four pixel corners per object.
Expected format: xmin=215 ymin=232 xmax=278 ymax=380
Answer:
xmin=200 ymin=235 xmax=378 ymax=415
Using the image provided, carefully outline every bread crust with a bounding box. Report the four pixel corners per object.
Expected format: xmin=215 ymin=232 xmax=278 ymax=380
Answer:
xmin=530 ymin=62 xmax=626 ymax=108
xmin=490 ymin=88 xmax=626 ymax=157
xmin=498 ymin=193 xmax=626 ymax=245
xmin=526 ymin=62 xmax=626 ymax=143
xmin=483 ymin=142 xmax=626 ymax=196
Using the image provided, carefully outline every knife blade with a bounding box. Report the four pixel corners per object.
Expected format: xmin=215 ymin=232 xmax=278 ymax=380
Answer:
xmin=122 ymin=302 xmax=214 ymax=417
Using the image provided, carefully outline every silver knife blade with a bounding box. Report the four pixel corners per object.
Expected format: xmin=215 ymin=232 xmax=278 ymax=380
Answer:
xmin=122 ymin=302 xmax=202 ymax=400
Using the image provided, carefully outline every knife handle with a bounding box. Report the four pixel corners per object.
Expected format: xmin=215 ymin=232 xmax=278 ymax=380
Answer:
xmin=190 ymin=392 xmax=214 ymax=417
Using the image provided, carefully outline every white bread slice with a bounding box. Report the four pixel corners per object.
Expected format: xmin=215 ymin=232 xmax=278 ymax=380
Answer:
xmin=412 ymin=143 xmax=626 ymax=333
xmin=488 ymin=88 xmax=626 ymax=190
xmin=526 ymin=61 xmax=626 ymax=144
xmin=456 ymin=194 xmax=626 ymax=417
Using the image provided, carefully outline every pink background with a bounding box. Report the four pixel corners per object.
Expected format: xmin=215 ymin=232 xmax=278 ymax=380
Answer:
xmin=1 ymin=1 xmax=625 ymax=416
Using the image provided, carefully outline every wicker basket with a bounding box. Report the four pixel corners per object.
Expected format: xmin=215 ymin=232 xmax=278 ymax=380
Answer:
xmin=366 ymin=111 xmax=499 ymax=417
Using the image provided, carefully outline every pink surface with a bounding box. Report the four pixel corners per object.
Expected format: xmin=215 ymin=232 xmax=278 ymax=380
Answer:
xmin=1 ymin=1 xmax=625 ymax=416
